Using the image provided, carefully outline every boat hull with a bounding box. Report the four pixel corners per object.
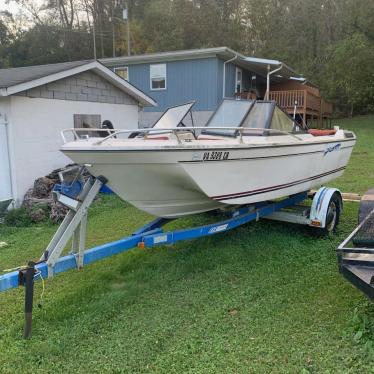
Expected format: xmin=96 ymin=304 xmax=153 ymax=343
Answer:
xmin=63 ymin=138 xmax=355 ymax=218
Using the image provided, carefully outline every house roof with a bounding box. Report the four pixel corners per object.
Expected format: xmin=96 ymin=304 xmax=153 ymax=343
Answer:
xmin=101 ymin=47 xmax=305 ymax=83
xmin=0 ymin=60 xmax=156 ymax=106
xmin=101 ymin=47 xmax=235 ymax=65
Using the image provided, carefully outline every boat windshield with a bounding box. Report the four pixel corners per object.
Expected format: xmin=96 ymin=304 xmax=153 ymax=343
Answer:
xmin=205 ymin=99 xmax=300 ymax=136
xmin=204 ymin=100 xmax=254 ymax=135
xmin=269 ymin=106 xmax=297 ymax=132
xmin=242 ymin=102 xmax=300 ymax=134
xmin=153 ymin=102 xmax=195 ymax=129
xmin=242 ymin=102 xmax=274 ymax=129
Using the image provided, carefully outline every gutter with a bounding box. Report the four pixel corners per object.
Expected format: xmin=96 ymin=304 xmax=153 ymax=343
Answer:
xmin=223 ymin=53 xmax=238 ymax=98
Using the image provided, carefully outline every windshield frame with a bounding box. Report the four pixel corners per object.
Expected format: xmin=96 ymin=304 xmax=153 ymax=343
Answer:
xmin=203 ymin=99 xmax=305 ymax=137
xmin=151 ymin=101 xmax=196 ymax=129
xmin=202 ymin=98 xmax=255 ymax=137
xmin=242 ymin=100 xmax=276 ymax=130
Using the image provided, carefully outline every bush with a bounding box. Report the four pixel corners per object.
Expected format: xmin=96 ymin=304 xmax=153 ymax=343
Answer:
xmin=29 ymin=202 xmax=50 ymax=222
xmin=3 ymin=208 xmax=32 ymax=227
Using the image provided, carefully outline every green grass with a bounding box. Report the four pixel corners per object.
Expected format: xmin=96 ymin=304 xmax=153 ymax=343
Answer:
xmin=0 ymin=116 xmax=374 ymax=373
xmin=331 ymin=115 xmax=374 ymax=194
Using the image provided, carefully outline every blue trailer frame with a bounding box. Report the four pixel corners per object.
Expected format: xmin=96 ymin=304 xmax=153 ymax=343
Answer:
xmin=0 ymin=191 xmax=307 ymax=293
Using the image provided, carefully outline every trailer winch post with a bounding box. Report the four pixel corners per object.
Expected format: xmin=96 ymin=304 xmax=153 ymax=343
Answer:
xmin=21 ymin=261 xmax=36 ymax=339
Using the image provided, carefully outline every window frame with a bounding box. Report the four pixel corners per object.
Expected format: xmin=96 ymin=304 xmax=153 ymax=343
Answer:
xmin=114 ymin=66 xmax=129 ymax=81
xmin=235 ymin=67 xmax=243 ymax=94
xmin=150 ymin=63 xmax=167 ymax=91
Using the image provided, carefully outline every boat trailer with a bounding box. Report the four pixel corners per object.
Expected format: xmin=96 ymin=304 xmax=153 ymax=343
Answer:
xmin=337 ymin=189 xmax=374 ymax=299
xmin=0 ymin=173 xmax=342 ymax=338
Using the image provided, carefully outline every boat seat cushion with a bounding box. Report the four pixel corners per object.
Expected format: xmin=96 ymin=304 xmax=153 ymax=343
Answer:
xmin=308 ymin=129 xmax=336 ymax=136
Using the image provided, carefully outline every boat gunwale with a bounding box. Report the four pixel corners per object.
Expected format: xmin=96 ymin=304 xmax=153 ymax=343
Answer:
xmin=61 ymin=137 xmax=356 ymax=153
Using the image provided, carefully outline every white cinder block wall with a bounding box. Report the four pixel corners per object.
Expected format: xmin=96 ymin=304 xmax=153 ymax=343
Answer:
xmin=8 ymin=97 xmax=139 ymax=205
xmin=3 ymin=70 xmax=142 ymax=206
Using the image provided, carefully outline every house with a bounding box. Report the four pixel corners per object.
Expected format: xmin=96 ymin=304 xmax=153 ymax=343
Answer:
xmin=101 ymin=47 xmax=332 ymax=127
xmin=0 ymin=60 xmax=156 ymax=206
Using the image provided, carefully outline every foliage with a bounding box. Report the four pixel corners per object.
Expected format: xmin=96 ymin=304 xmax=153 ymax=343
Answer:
xmin=347 ymin=304 xmax=374 ymax=361
xmin=3 ymin=207 xmax=32 ymax=227
xmin=330 ymin=115 xmax=374 ymax=194
xmin=1 ymin=1 xmax=374 ymax=114
xmin=323 ymin=34 xmax=374 ymax=116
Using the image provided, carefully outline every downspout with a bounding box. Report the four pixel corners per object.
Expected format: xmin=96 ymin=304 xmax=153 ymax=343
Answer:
xmin=2 ymin=113 xmax=14 ymax=205
xmin=265 ymin=63 xmax=283 ymax=100
xmin=223 ymin=54 xmax=238 ymax=99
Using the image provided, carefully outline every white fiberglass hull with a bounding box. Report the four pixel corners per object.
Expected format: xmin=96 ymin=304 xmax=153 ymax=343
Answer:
xmin=62 ymin=133 xmax=355 ymax=218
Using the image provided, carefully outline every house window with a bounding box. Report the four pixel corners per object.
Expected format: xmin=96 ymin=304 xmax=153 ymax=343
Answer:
xmin=150 ymin=64 xmax=166 ymax=90
xmin=74 ymin=114 xmax=101 ymax=137
xmin=114 ymin=66 xmax=129 ymax=81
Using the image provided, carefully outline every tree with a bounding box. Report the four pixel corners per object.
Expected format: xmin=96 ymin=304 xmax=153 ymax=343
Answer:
xmin=323 ymin=33 xmax=374 ymax=116
xmin=1 ymin=0 xmax=374 ymax=116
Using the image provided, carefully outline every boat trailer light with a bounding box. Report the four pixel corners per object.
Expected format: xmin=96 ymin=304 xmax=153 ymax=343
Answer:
xmin=311 ymin=219 xmax=321 ymax=227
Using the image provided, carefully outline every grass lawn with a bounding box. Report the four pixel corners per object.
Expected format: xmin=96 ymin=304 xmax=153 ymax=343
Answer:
xmin=332 ymin=115 xmax=374 ymax=194
xmin=0 ymin=116 xmax=374 ymax=373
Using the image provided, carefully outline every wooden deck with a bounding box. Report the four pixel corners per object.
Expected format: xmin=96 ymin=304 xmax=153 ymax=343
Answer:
xmin=269 ymin=90 xmax=332 ymax=128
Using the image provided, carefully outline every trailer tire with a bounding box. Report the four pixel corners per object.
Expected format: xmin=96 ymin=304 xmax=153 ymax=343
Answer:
xmin=322 ymin=192 xmax=341 ymax=234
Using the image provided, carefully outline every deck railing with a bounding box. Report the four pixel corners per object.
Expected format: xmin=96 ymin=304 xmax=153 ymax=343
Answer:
xmin=269 ymin=90 xmax=306 ymax=109
xmin=269 ymin=90 xmax=332 ymax=119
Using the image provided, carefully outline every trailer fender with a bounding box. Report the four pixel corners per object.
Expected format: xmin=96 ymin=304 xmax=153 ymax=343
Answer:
xmin=309 ymin=187 xmax=343 ymax=229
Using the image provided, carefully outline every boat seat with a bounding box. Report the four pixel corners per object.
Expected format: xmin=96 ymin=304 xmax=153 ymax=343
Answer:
xmin=145 ymin=136 xmax=170 ymax=140
xmin=308 ymin=129 xmax=336 ymax=136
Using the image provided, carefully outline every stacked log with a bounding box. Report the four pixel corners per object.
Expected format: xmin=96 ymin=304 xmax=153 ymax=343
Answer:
xmin=22 ymin=167 xmax=74 ymax=223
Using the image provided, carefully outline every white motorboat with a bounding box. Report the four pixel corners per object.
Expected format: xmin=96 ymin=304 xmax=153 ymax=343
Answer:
xmin=60 ymin=100 xmax=356 ymax=218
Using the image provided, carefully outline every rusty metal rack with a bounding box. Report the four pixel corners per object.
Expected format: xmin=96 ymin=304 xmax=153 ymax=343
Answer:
xmin=337 ymin=190 xmax=374 ymax=299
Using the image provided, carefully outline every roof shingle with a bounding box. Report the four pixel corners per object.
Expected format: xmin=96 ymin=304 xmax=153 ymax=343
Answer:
xmin=0 ymin=60 xmax=93 ymax=89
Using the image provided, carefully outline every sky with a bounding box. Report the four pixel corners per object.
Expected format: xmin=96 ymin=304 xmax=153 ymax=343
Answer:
xmin=0 ymin=0 xmax=21 ymax=14
xmin=0 ymin=0 xmax=44 ymax=16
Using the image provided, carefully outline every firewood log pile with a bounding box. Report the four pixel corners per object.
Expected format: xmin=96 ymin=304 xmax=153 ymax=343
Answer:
xmin=22 ymin=165 xmax=89 ymax=223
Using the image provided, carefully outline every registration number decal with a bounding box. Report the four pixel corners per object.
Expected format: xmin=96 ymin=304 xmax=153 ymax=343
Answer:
xmin=202 ymin=151 xmax=230 ymax=161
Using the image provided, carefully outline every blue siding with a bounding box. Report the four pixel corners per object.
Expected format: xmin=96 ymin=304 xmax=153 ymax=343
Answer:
xmin=111 ymin=56 xmax=268 ymax=113
xmin=124 ymin=58 xmax=219 ymax=112
xmin=216 ymin=59 xmax=224 ymax=104
xmin=225 ymin=62 xmax=236 ymax=98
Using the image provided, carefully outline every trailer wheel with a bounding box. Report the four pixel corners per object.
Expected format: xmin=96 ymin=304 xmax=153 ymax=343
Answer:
xmin=322 ymin=193 xmax=341 ymax=234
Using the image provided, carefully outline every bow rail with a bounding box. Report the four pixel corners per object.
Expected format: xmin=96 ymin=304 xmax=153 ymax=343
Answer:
xmin=61 ymin=127 xmax=304 ymax=145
